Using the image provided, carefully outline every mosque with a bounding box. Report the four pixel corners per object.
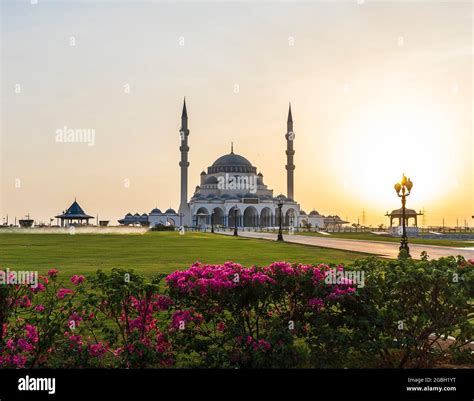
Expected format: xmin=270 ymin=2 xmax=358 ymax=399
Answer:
xmin=118 ymin=100 xmax=348 ymax=230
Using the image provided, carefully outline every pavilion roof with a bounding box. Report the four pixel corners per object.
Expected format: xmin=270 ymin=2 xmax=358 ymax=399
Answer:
xmin=55 ymin=200 xmax=93 ymax=219
xmin=387 ymin=208 xmax=420 ymax=217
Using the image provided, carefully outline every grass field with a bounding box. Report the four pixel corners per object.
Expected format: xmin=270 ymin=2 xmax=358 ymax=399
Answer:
xmin=0 ymin=232 xmax=371 ymax=278
xmin=293 ymin=231 xmax=474 ymax=248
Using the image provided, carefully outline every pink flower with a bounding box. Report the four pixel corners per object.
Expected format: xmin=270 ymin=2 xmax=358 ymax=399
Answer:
xmin=17 ymin=296 xmax=31 ymax=308
xmin=328 ymin=286 xmax=356 ymax=300
xmin=88 ymin=343 xmax=107 ymax=358
xmin=17 ymin=338 xmax=34 ymax=352
xmin=47 ymin=269 xmax=59 ymax=277
xmin=70 ymin=275 xmax=85 ymax=285
xmin=12 ymin=355 xmax=27 ymax=368
xmin=256 ymin=339 xmax=271 ymax=352
xmin=171 ymin=310 xmax=203 ymax=329
xmin=6 ymin=339 xmax=15 ymax=350
xmin=68 ymin=312 xmax=83 ymax=325
xmin=468 ymin=259 xmax=474 ymax=265
xmin=30 ymin=283 xmax=46 ymax=293
xmin=25 ymin=324 xmax=39 ymax=343
xmin=217 ymin=321 xmax=226 ymax=332
xmin=34 ymin=304 xmax=45 ymax=312
xmin=56 ymin=288 xmax=74 ymax=299
xmin=155 ymin=295 xmax=173 ymax=310
xmin=308 ymin=297 xmax=325 ymax=311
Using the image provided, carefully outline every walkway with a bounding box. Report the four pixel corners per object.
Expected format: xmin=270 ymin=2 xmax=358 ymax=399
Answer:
xmin=218 ymin=231 xmax=474 ymax=260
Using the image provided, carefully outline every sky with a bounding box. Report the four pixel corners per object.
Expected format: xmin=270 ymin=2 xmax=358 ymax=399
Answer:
xmin=1 ymin=0 xmax=472 ymax=227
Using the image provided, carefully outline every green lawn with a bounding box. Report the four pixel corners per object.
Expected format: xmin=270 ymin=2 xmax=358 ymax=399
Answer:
xmin=0 ymin=232 xmax=371 ymax=278
xmin=293 ymin=231 xmax=474 ymax=248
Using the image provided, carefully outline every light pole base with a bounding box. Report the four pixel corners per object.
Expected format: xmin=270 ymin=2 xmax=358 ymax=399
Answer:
xmin=398 ymin=236 xmax=411 ymax=258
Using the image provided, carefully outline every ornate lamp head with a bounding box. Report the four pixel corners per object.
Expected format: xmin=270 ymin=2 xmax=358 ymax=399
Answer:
xmin=277 ymin=194 xmax=285 ymax=207
xmin=401 ymin=174 xmax=407 ymax=186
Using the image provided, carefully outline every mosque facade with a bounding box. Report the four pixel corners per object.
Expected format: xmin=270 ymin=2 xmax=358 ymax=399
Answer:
xmin=118 ymin=100 xmax=347 ymax=230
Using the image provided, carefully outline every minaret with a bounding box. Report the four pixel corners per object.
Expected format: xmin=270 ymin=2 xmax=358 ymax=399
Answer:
xmin=285 ymin=103 xmax=295 ymax=200
xmin=178 ymin=98 xmax=190 ymax=221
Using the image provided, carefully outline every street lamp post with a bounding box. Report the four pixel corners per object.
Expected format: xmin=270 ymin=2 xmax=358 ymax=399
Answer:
xmin=211 ymin=210 xmax=215 ymax=233
xmin=233 ymin=207 xmax=238 ymax=236
xmin=394 ymin=173 xmax=413 ymax=258
xmin=277 ymin=195 xmax=284 ymax=241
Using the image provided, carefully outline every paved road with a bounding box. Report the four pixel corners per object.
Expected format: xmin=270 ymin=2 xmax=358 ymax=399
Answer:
xmin=219 ymin=231 xmax=474 ymax=260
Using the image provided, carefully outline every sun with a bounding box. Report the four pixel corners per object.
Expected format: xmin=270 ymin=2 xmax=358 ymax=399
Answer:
xmin=334 ymin=102 xmax=453 ymax=211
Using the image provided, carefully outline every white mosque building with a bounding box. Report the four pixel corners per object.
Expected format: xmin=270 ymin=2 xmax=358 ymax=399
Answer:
xmin=118 ymin=100 xmax=348 ymax=230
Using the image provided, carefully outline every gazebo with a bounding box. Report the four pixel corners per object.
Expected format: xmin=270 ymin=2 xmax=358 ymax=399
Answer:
xmin=385 ymin=208 xmax=423 ymax=227
xmin=324 ymin=215 xmax=349 ymax=230
xmin=55 ymin=199 xmax=93 ymax=227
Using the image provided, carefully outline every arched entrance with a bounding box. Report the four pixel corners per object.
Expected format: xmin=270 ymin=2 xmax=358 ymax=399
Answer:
xmin=243 ymin=206 xmax=258 ymax=227
xmin=260 ymin=207 xmax=273 ymax=227
xmin=228 ymin=206 xmax=242 ymax=228
xmin=195 ymin=207 xmax=210 ymax=228
xmin=285 ymin=208 xmax=298 ymax=227
xmin=211 ymin=207 xmax=224 ymax=226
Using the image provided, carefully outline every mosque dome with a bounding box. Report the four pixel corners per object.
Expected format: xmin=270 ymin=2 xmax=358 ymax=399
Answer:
xmin=212 ymin=153 xmax=252 ymax=167
xmin=165 ymin=208 xmax=176 ymax=214
xmin=208 ymin=151 xmax=256 ymax=174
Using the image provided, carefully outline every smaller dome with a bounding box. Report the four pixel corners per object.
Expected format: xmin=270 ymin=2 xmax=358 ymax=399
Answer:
xmin=134 ymin=213 xmax=141 ymax=217
xmin=309 ymin=210 xmax=320 ymax=216
xmin=300 ymin=210 xmax=307 ymax=215
xmin=125 ymin=213 xmax=132 ymax=217
xmin=150 ymin=208 xmax=162 ymax=214
xmin=200 ymin=171 xmax=206 ymax=175
xmin=204 ymin=176 xmax=219 ymax=184
xmin=220 ymin=193 xmax=231 ymax=199
xmin=258 ymin=172 xmax=263 ymax=177
xmin=141 ymin=213 xmax=148 ymax=217
xmin=165 ymin=208 xmax=176 ymax=214
xmin=274 ymin=195 xmax=287 ymax=202
xmin=244 ymin=192 xmax=257 ymax=198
